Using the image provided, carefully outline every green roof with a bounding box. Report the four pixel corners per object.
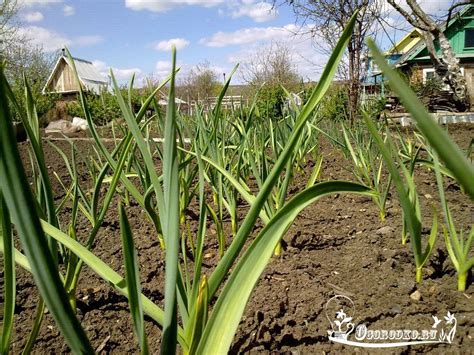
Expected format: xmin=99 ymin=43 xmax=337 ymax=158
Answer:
xmin=397 ymin=4 xmax=474 ymax=65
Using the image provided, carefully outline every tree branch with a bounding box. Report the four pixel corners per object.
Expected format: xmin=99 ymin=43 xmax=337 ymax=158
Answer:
xmin=446 ymin=1 xmax=471 ymax=26
xmin=386 ymin=0 xmax=430 ymax=31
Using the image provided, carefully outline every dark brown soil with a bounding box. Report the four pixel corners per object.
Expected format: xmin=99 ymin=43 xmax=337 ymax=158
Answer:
xmin=7 ymin=123 xmax=474 ymax=354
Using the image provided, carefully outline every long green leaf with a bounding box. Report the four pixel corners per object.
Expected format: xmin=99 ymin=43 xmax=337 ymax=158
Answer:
xmin=39 ymin=220 xmax=188 ymax=349
xmin=119 ymin=205 xmax=148 ymax=354
xmin=197 ymin=182 xmax=372 ymax=354
xmin=160 ymin=46 xmax=180 ymax=355
xmin=364 ymin=114 xmax=422 ymax=266
xmin=0 ymin=67 xmax=93 ymax=354
xmin=0 ymin=192 xmax=15 ymax=354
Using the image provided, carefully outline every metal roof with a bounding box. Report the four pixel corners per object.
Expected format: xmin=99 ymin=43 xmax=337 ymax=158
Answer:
xmin=66 ymin=56 xmax=107 ymax=84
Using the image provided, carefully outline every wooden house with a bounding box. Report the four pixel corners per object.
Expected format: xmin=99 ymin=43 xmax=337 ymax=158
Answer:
xmin=42 ymin=53 xmax=108 ymax=95
xmin=361 ymin=29 xmax=422 ymax=101
xmin=396 ymin=4 xmax=474 ymax=107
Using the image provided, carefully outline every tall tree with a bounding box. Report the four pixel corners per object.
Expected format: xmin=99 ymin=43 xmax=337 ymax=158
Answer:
xmin=241 ymin=42 xmax=300 ymax=90
xmin=241 ymin=42 xmax=301 ymax=120
xmin=1 ymin=0 xmax=59 ymax=121
xmin=277 ymin=0 xmax=382 ymax=122
xmin=178 ymin=61 xmax=222 ymax=102
xmin=387 ymin=0 xmax=470 ymax=110
xmin=0 ymin=0 xmax=19 ymax=52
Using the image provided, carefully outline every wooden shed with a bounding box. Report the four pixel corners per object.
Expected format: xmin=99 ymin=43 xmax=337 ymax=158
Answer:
xmin=42 ymin=54 xmax=108 ymax=95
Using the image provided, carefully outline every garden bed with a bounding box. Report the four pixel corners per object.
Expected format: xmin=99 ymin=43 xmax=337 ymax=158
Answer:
xmin=9 ymin=123 xmax=474 ymax=354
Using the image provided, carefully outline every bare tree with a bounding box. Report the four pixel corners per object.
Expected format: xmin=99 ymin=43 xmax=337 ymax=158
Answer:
xmin=276 ymin=0 xmax=383 ymax=122
xmin=0 ymin=0 xmax=19 ymax=52
xmin=387 ymin=0 xmax=470 ymax=109
xmin=241 ymin=42 xmax=301 ymax=120
xmin=4 ymin=44 xmax=58 ymax=84
xmin=241 ymin=42 xmax=301 ymax=90
xmin=178 ymin=61 xmax=222 ymax=102
xmin=0 ymin=0 xmax=55 ymax=83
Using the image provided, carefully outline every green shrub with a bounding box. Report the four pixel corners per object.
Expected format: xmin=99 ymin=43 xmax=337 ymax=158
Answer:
xmin=361 ymin=96 xmax=386 ymax=118
xmin=10 ymin=79 xmax=59 ymax=124
xmin=67 ymin=91 xmax=123 ymax=126
xmin=256 ymin=85 xmax=286 ymax=121
xmin=319 ymin=84 xmax=349 ymax=121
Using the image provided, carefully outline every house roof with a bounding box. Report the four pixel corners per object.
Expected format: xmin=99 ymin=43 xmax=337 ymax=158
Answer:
xmin=68 ymin=57 xmax=107 ymax=84
xmin=395 ymin=39 xmax=426 ymax=67
xmin=386 ymin=29 xmax=421 ymax=55
xmin=43 ymin=55 xmax=108 ymax=94
xmin=396 ymin=4 xmax=473 ymax=67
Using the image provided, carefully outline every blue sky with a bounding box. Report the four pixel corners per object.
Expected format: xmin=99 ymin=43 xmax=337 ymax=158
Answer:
xmin=16 ymin=0 xmax=455 ymax=86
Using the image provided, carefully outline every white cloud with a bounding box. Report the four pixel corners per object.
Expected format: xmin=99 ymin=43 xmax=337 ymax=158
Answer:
xmin=125 ymin=0 xmax=224 ymax=12
xmin=201 ymin=23 xmax=307 ymax=47
xmin=155 ymin=60 xmax=190 ymax=78
xmin=155 ymin=60 xmax=173 ymax=77
xmin=63 ymin=5 xmax=75 ymax=16
xmin=387 ymin=0 xmax=454 ymax=15
xmin=200 ymin=22 xmax=327 ymax=82
xmin=228 ymin=41 xmax=327 ymax=83
xmin=17 ymin=26 xmax=103 ymax=52
xmin=125 ymin=0 xmax=279 ymax=23
xmin=17 ymin=26 xmax=70 ymax=51
xmin=154 ymin=38 xmax=190 ymax=51
xmin=230 ymin=1 xmax=277 ymax=23
xmin=155 ymin=60 xmax=197 ymax=81
xmin=23 ymin=11 xmax=44 ymax=22
xmin=93 ymin=60 xmax=142 ymax=82
xmin=75 ymin=35 xmax=104 ymax=46
xmin=18 ymin=0 xmax=62 ymax=7
xmin=112 ymin=68 xmax=143 ymax=81
xmin=92 ymin=60 xmax=108 ymax=72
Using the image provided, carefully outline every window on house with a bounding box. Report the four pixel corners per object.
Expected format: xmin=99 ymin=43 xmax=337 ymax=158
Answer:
xmin=465 ymin=28 xmax=474 ymax=48
xmin=370 ymin=61 xmax=380 ymax=74
xmin=425 ymin=70 xmax=435 ymax=81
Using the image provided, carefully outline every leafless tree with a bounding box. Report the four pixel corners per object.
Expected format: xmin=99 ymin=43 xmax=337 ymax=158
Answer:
xmin=4 ymin=44 xmax=58 ymax=85
xmin=241 ymin=42 xmax=301 ymax=90
xmin=387 ymin=0 xmax=470 ymax=109
xmin=276 ymin=0 xmax=383 ymax=122
xmin=0 ymin=0 xmax=19 ymax=52
xmin=0 ymin=0 xmax=55 ymax=83
xmin=178 ymin=61 xmax=222 ymax=102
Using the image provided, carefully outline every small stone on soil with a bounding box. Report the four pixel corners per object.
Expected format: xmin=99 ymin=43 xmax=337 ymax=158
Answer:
xmin=410 ymin=290 xmax=422 ymax=302
xmin=390 ymin=304 xmax=402 ymax=314
xmin=376 ymin=226 xmax=395 ymax=235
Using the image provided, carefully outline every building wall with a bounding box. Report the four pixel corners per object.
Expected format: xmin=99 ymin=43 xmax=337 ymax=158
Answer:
xmin=446 ymin=17 xmax=474 ymax=55
xmin=48 ymin=59 xmax=79 ymax=93
xmin=404 ymin=63 xmax=474 ymax=109
xmin=465 ymin=66 xmax=474 ymax=108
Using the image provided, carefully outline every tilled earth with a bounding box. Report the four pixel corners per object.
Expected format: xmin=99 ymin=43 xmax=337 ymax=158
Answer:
xmin=6 ymin=123 xmax=474 ymax=354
